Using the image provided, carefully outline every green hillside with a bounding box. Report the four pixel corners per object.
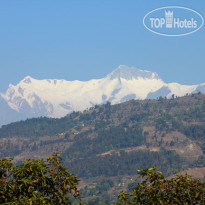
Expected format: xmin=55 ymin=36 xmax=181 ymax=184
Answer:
xmin=0 ymin=93 xmax=205 ymax=204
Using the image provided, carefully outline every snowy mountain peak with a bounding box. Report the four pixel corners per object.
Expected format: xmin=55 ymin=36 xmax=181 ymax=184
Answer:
xmin=107 ymin=65 xmax=160 ymax=80
xmin=0 ymin=65 xmax=204 ymax=127
xmin=21 ymin=76 xmax=34 ymax=84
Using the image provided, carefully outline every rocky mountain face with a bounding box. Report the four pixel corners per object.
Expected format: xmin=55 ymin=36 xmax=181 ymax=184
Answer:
xmin=0 ymin=65 xmax=204 ymax=127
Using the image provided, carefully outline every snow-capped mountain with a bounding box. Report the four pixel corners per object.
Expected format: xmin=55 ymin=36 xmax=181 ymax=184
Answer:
xmin=0 ymin=65 xmax=204 ymax=127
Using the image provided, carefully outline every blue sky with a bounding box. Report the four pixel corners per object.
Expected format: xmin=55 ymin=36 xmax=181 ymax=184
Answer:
xmin=0 ymin=0 xmax=204 ymax=92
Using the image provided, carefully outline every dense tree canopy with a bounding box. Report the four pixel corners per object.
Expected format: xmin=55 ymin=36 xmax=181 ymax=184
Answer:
xmin=0 ymin=152 xmax=82 ymax=205
xmin=114 ymin=166 xmax=205 ymax=205
xmin=0 ymin=153 xmax=205 ymax=205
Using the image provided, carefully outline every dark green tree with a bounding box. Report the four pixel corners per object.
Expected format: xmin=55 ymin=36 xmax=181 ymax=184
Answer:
xmin=0 ymin=152 xmax=82 ymax=204
xmin=114 ymin=166 xmax=205 ymax=205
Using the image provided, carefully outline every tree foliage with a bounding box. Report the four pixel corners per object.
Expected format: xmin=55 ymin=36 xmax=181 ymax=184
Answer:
xmin=114 ymin=166 xmax=205 ymax=205
xmin=1 ymin=152 xmax=205 ymax=205
xmin=0 ymin=152 xmax=82 ymax=205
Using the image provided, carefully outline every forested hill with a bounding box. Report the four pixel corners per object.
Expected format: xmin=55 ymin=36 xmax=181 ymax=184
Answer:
xmin=0 ymin=93 xmax=205 ymax=203
xmin=1 ymin=93 xmax=204 ymax=139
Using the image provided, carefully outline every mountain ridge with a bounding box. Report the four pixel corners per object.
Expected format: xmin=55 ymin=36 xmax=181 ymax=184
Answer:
xmin=0 ymin=65 xmax=204 ymax=127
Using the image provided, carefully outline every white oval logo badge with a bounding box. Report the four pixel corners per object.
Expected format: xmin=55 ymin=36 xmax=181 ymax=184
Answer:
xmin=143 ymin=6 xmax=204 ymax=36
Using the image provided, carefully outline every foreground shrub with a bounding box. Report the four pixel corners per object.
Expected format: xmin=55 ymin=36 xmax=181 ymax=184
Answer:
xmin=0 ymin=152 xmax=82 ymax=204
xmin=114 ymin=166 xmax=205 ymax=205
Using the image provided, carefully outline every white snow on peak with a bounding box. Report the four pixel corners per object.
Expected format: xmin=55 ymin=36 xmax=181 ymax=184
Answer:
xmin=167 ymin=83 xmax=198 ymax=98
xmin=106 ymin=65 xmax=160 ymax=80
xmin=21 ymin=76 xmax=34 ymax=84
xmin=0 ymin=65 xmax=204 ymax=119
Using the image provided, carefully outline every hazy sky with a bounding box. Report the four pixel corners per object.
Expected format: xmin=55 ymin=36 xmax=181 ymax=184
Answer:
xmin=0 ymin=0 xmax=204 ymax=92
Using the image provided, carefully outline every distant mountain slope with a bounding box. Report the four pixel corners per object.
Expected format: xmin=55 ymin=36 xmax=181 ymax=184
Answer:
xmin=0 ymin=65 xmax=204 ymax=127
xmin=0 ymin=93 xmax=204 ymax=201
xmin=0 ymin=95 xmax=29 ymax=126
